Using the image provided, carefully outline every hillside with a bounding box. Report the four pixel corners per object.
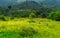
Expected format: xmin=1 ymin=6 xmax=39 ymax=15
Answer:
xmin=41 ymin=0 xmax=60 ymax=9
xmin=16 ymin=1 xmax=42 ymax=9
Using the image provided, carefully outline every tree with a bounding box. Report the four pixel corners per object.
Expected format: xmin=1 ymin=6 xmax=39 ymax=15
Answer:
xmin=47 ymin=10 xmax=60 ymax=21
xmin=8 ymin=5 xmax=12 ymax=9
xmin=29 ymin=13 xmax=36 ymax=19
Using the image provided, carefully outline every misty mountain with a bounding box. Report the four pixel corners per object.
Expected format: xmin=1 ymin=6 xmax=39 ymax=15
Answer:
xmin=0 ymin=0 xmax=15 ymax=7
xmin=0 ymin=0 xmax=45 ymax=7
xmin=0 ymin=0 xmax=60 ymax=9
xmin=41 ymin=0 xmax=60 ymax=9
xmin=15 ymin=1 xmax=42 ymax=10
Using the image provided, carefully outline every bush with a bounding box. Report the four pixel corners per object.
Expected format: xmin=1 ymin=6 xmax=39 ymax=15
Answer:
xmin=29 ymin=13 xmax=36 ymax=19
xmin=0 ymin=15 xmax=11 ymax=21
xmin=18 ymin=27 xmax=38 ymax=37
xmin=47 ymin=10 xmax=60 ymax=21
xmin=0 ymin=15 xmax=6 ymax=21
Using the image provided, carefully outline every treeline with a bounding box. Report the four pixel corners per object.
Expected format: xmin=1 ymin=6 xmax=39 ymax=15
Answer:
xmin=0 ymin=6 xmax=53 ymax=19
xmin=0 ymin=5 xmax=60 ymax=21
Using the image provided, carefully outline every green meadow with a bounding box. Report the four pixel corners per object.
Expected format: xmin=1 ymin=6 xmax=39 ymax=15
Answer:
xmin=0 ymin=18 xmax=60 ymax=38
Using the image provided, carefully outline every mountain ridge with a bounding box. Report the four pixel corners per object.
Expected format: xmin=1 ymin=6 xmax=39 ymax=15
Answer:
xmin=0 ymin=0 xmax=60 ymax=9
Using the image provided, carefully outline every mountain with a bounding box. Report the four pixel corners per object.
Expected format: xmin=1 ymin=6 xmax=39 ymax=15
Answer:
xmin=40 ymin=0 xmax=60 ymax=9
xmin=0 ymin=0 xmax=60 ymax=9
xmin=0 ymin=0 xmax=44 ymax=7
xmin=16 ymin=1 xmax=42 ymax=10
xmin=0 ymin=0 xmax=17 ymax=7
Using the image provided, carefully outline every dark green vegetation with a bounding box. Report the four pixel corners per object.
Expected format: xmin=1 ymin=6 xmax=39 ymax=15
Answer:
xmin=48 ymin=10 xmax=60 ymax=21
xmin=0 ymin=1 xmax=56 ymax=21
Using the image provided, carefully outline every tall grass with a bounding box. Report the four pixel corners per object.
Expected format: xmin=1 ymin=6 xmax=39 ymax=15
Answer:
xmin=0 ymin=18 xmax=60 ymax=38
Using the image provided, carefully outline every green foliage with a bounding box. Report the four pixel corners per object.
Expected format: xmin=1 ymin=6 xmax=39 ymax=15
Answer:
xmin=0 ymin=5 xmax=53 ymax=20
xmin=29 ymin=13 xmax=36 ymax=19
xmin=0 ymin=15 xmax=6 ymax=21
xmin=0 ymin=15 xmax=12 ymax=21
xmin=19 ymin=27 xmax=38 ymax=37
xmin=0 ymin=31 xmax=20 ymax=38
xmin=48 ymin=10 xmax=60 ymax=21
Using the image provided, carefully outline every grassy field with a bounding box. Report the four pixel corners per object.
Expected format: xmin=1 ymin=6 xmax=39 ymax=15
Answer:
xmin=0 ymin=18 xmax=60 ymax=38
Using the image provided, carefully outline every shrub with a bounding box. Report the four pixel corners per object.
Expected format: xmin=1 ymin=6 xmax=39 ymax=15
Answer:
xmin=0 ymin=15 xmax=6 ymax=21
xmin=18 ymin=27 xmax=38 ymax=37
xmin=47 ymin=10 xmax=60 ymax=21
xmin=0 ymin=15 xmax=11 ymax=21
xmin=29 ymin=13 xmax=36 ymax=19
